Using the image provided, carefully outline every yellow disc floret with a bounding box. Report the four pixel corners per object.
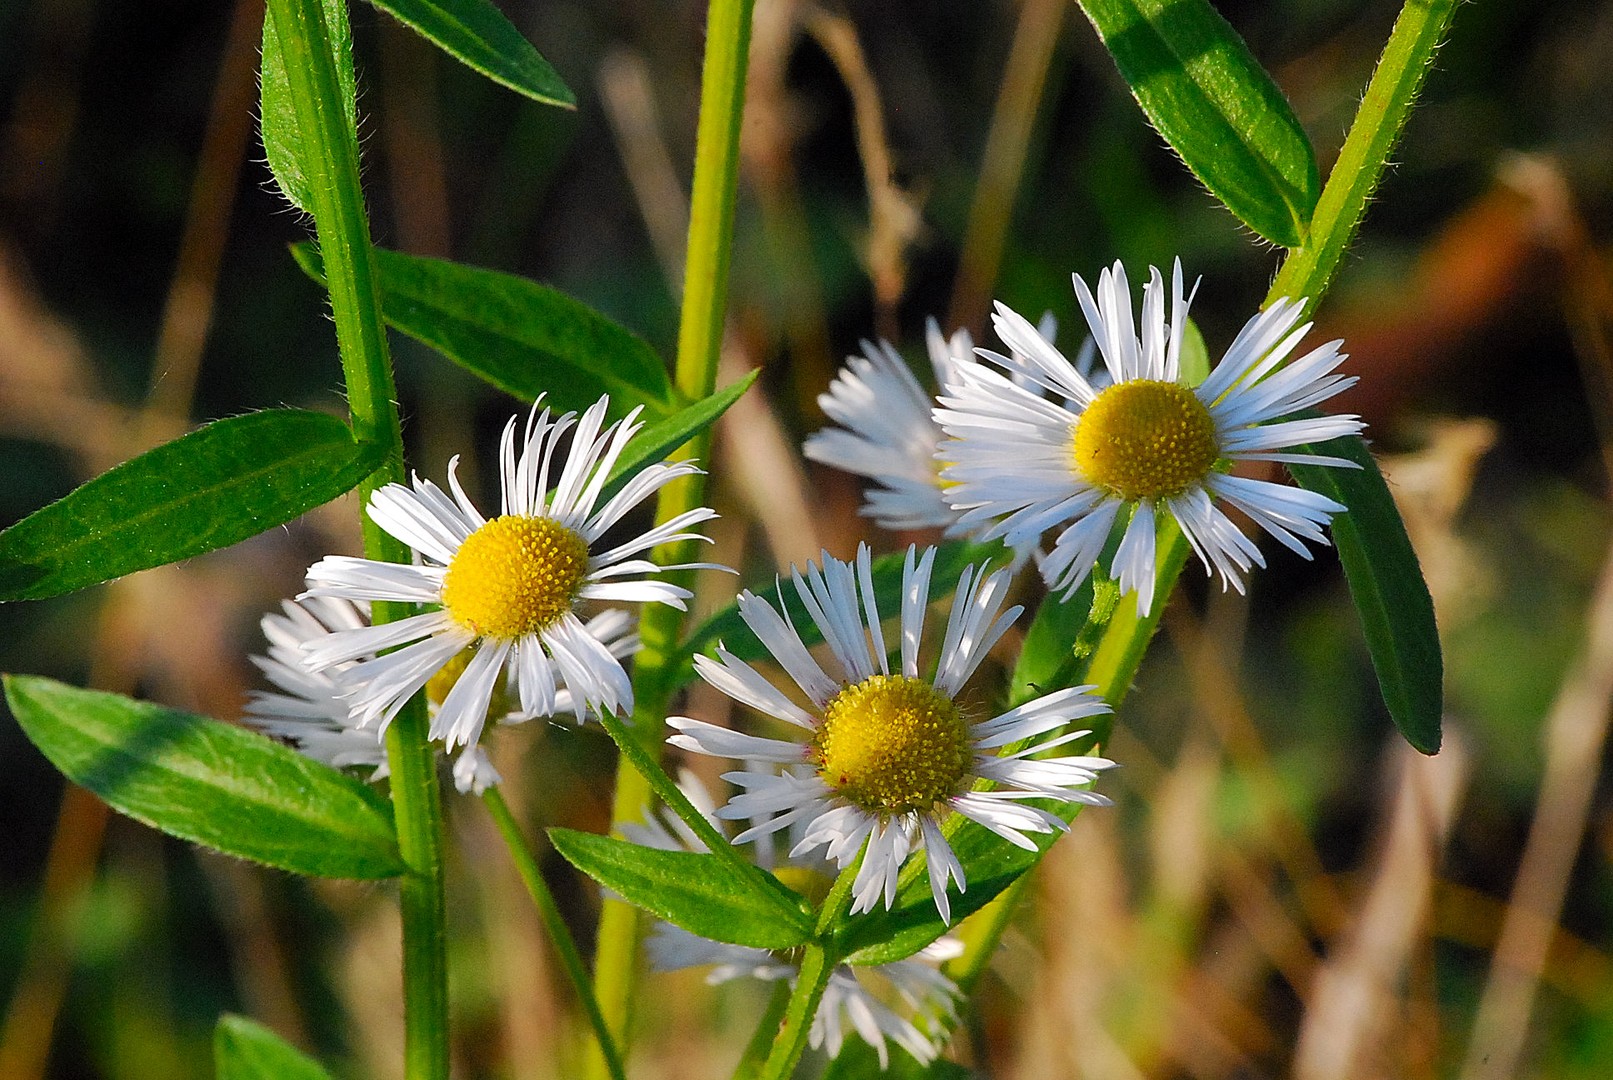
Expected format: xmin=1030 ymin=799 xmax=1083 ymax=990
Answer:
xmin=441 ymin=515 xmax=590 ymax=639
xmin=813 ymin=674 xmax=972 ymax=815
xmin=1072 ymin=379 xmax=1219 ymax=500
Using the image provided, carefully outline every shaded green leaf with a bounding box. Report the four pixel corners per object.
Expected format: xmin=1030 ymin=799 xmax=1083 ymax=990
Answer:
xmin=549 ymin=828 xmax=813 ymax=950
xmin=597 ymin=369 xmax=759 ymax=504
xmin=294 ymin=245 xmax=675 ymax=416
xmin=820 ymin=1039 xmax=971 ymax=1080
xmin=367 ymin=0 xmax=573 ymax=108
xmin=681 ymin=541 xmax=1005 ymax=673
xmin=1290 ymin=434 xmax=1442 ymax=753
xmin=215 ymin=1015 xmax=332 ymax=1080
xmin=0 ymin=410 xmax=383 ymax=601
xmin=1075 ymin=0 xmax=1320 ymax=247
xmin=261 ymin=0 xmax=356 ymax=212
xmin=6 ymin=677 xmax=405 ymax=879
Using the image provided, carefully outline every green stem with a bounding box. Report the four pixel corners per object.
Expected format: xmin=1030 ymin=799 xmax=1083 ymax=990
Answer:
xmin=482 ymin=790 xmax=626 ymax=1080
xmin=937 ymin=0 xmax=1462 ymax=1030
xmin=753 ymin=850 xmax=863 ymax=1080
xmin=1270 ymin=0 xmax=1461 ymax=314
xmin=591 ymin=0 xmax=757 ymax=1074
xmin=264 ymin=2 xmax=447 ymax=1077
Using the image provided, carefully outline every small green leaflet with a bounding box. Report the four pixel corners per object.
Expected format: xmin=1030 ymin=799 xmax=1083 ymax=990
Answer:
xmin=0 ymin=410 xmax=383 ymax=602
xmin=1075 ymin=0 xmax=1320 ymax=248
xmin=215 ymin=1015 xmax=333 ymax=1080
xmin=7 ymin=677 xmax=405 ymax=880
xmin=548 ymin=828 xmax=814 ymax=950
xmin=597 ymin=369 xmax=759 ymax=505
xmin=1290 ymin=434 xmax=1443 ymax=754
xmin=366 ymin=0 xmax=574 ymax=108
xmin=294 ymin=245 xmax=677 ymax=417
xmin=261 ymin=0 xmax=356 ymax=212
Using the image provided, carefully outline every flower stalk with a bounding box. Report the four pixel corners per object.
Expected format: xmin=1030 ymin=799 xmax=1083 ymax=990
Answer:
xmin=262 ymin=1 xmax=448 ymax=1076
xmin=590 ymin=0 xmax=758 ymax=1074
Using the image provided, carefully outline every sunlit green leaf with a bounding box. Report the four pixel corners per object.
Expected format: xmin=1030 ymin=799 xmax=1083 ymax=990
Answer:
xmin=366 ymin=0 xmax=574 ymax=108
xmin=6 ymin=677 xmax=405 ymax=879
xmin=1075 ymin=0 xmax=1320 ymax=247
xmin=261 ymin=0 xmax=356 ymax=212
xmin=0 ymin=410 xmax=382 ymax=602
xmin=215 ymin=1015 xmax=332 ymax=1080
xmin=549 ymin=828 xmax=813 ymax=950
xmin=1290 ymin=435 xmax=1443 ymax=753
xmin=1180 ymin=316 xmax=1210 ymax=387
xmin=294 ymin=245 xmax=676 ymax=417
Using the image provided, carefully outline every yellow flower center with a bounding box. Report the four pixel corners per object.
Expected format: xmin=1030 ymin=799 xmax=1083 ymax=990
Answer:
xmin=1071 ymin=379 xmax=1219 ymax=500
xmin=441 ymin=515 xmax=590 ymax=639
xmin=425 ymin=646 xmax=518 ymax=718
xmin=813 ymin=674 xmax=972 ymax=815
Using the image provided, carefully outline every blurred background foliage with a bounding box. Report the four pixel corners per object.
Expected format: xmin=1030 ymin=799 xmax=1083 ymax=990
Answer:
xmin=2 ymin=0 xmax=1612 ymax=1076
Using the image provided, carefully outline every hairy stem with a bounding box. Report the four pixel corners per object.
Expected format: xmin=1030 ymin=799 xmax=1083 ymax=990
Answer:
xmin=264 ymin=1 xmax=447 ymax=1076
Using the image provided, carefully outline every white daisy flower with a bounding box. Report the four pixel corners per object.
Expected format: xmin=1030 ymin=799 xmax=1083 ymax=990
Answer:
xmin=666 ymin=544 xmax=1115 ymax=924
xmin=803 ymin=317 xmax=1062 ymax=538
xmin=243 ymin=596 xmax=499 ymax=794
xmin=936 ymin=260 xmax=1365 ymax=616
xmin=626 ymin=771 xmax=962 ymax=1069
xmin=300 ymin=394 xmax=724 ymax=758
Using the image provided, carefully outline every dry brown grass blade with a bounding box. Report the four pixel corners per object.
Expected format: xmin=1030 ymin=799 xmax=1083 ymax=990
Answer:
xmin=800 ymin=5 xmax=923 ymax=338
xmin=1294 ymin=735 xmax=1470 ymax=1080
xmin=946 ymin=0 xmax=1064 ymax=337
xmin=1459 ymin=535 xmax=1613 ymax=1080
xmin=599 ymin=43 xmax=826 ymax=568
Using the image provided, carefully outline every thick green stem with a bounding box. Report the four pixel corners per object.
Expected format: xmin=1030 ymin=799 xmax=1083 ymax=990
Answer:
xmin=754 ymin=850 xmax=862 ymax=1080
xmin=482 ymin=790 xmax=626 ymax=1080
xmin=936 ymin=0 xmax=1462 ymax=1034
xmin=590 ymin=0 xmax=757 ymax=1074
xmin=264 ymin=1 xmax=448 ymax=1077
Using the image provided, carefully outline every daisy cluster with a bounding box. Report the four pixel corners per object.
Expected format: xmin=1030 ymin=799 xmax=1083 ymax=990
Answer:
xmin=244 ymin=393 xmax=719 ymax=793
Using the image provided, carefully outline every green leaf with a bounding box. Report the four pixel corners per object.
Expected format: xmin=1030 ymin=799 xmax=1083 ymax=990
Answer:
xmin=0 ymin=410 xmax=383 ymax=602
xmin=6 ymin=677 xmax=405 ymax=879
xmin=1180 ymin=316 xmax=1210 ymax=387
xmin=261 ymin=0 xmax=356 ymax=212
xmin=1075 ymin=0 xmax=1320 ymax=247
xmin=366 ymin=0 xmax=574 ymax=108
xmin=1008 ymin=576 xmax=1098 ymax=708
xmin=597 ymin=369 xmax=759 ymax=504
xmin=680 ymin=540 xmax=1005 ymax=673
xmin=294 ymin=245 xmax=676 ymax=417
xmin=215 ymin=1015 xmax=333 ymax=1080
xmin=1289 ymin=434 xmax=1443 ymax=754
xmin=548 ymin=828 xmax=813 ymax=950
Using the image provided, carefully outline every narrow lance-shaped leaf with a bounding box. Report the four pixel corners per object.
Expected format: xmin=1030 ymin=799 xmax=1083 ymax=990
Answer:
xmin=1075 ymin=0 xmax=1320 ymax=247
xmin=215 ymin=1015 xmax=333 ymax=1080
xmin=548 ymin=828 xmax=814 ymax=950
xmin=6 ymin=677 xmax=405 ymax=879
xmin=261 ymin=0 xmax=356 ymax=212
xmin=294 ymin=245 xmax=677 ymax=417
xmin=0 ymin=409 xmax=384 ymax=602
xmin=366 ymin=0 xmax=574 ymax=108
xmin=1290 ymin=434 xmax=1443 ymax=754
xmin=597 ymin=369 xmax=759 ymax=504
